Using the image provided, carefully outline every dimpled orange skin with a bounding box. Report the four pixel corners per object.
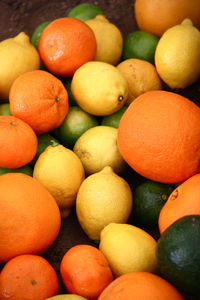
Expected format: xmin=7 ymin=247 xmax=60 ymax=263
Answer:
xmin=117 ymin=90 xmax=200 ymax=184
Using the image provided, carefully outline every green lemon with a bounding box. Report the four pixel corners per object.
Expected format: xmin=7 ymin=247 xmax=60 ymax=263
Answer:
xmin=65 ymin=78 xmax=77 ymax=106
xmin=0 ymin=164 xmax=33 ymax=176
xmin=31 ymin=20 xmax=51 ymax=49
xmin=53 ymin=106 xmax=98 ymax=149
xmin=101 ymin=106 xmax=127 ymax=128
xmin=133 ymin=180 xmax=173 ymax=227
xmin=67 ymin=3 xmax=104 ymax=22
xmin=123 ymin=31 xmax=159 ymax=64
xmin=0 ymin=103 xmax=11 ymax=115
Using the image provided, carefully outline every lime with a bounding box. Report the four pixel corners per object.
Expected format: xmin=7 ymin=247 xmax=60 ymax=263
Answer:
xmin=30 ymin=133 xmax=59 ymax=166
xmin=123 ymin=31 xmax=159 ymax=64
xmin=65 ymin=78 xmax=77 ymax=106
xmin=101 ymin=106 xmax=127 ymax=128
xmin=53 ymin=106 xmax=98 ymax=149
xmin=0 ymin=103 xmax=11 ymax=115
xmin=0 ymin=164 xmax=33 ymax=176
xmin=133 ymin=180 xmax=173 ymax=227
xmin=67 ymin=3 xmax=104 ymax=22
xmin=31 ymin=21 xmax=51 ymax=49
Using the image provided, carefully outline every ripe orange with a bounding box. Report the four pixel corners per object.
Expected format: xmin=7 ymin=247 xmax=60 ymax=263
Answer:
xmin=134 ymin=0 xmax=200 ymax=37
xmin=60 ymin=244 xmax=113 ymax=299
xmin=0 ymin=254 xmax=59 ymax=300
xmin=98 ymin=272 xmax=184 ymax=300
xmin=159 ymin=173 xmax=200 ymax=233
xmin=117 ymin=90 xmax=200 ymax=184
xmin=0 ymin=173 xmax=61 ymax=263
xmin=9 ymin=70 xmax=68 ymax=134
xmin=0 ymin=115 xmax=37 ymax=168
xmin=38 ymin=17 xmax=97 ymax=77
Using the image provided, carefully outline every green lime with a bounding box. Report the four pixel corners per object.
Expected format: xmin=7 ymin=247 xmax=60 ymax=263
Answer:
xmin=0 ymin=164 xmax=33 ymax=176
xmin=123 ymin=31 xmax=159 ymax=64
xmin=133 ymin=180 xmax=173 ymax=227
xmin=31 ymin=21 xmax=52 ymax=49
xmin=30 ymin=133 xmax=59 ymax=166
xmin=101 ymin=106 xmax=127 ymax=128
xmin=0 ymin=103 xmax=11 ymax=115
xmin=53 ymin=106 xmax=98 ymax=148
xmin=67 ymin=3 xmax=104 ymax=22
xmin=65 ymin=78 xmax=77 ymax=106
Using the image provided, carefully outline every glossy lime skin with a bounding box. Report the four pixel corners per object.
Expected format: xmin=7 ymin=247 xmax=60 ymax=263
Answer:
xmin=67 ymin=3 xmax=104 ymax=22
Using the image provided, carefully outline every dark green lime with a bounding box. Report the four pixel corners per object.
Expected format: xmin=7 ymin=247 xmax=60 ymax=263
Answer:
xmin=67 ymin=3 xmax=104 ymax=22
xmin=123 ymin=31 xmax=159 ymax=64
xmin=65 ymin=78 xmax=77 ymax=106
xmin=101 ymin=106 xmax=127 ymax=128
xmin=0 ymin=164 xmax=33 ymax=176
xmin=31 ymin=21 xmax=52 ymax=49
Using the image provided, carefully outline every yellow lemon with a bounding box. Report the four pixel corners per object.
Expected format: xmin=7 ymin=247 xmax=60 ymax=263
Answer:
xmin=47 ymin=295 xmax=88 ymax=300
xmin=85 ymin=15 xmax=123 ymax=65
xmin=33 ymin=142 xmax=85 ymax=218
xmin=76 ymin=166 xmax=133 ymax=241
xmin=117 ymin=58 xmax=162 ymax=105
xmin=155 ymin=18 xmax=200 ymax=89
xmin=99 ymin=223 xmax=158 ymax=277
xmin=0 ymin=32 xmax=40 ymax=101
xmin=71 ymin=61 xmax=128 ymax=116
xmin=73 ymin=125 xmax=126 ymax=175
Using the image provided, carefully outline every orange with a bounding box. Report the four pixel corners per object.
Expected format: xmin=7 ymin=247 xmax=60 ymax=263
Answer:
xmin=0 ymin=173 xmax=61 ymax=263
xmin=9 ymin=70 xmax=68 ymax=134
xmin=159 ymin=173 xmax=200 ymax=233
xmin=0 ymin=115 xmax=37 ymax=168
xmin=134 ymin=0 xmax=200 ymax=37
xmin=0 ymin=254 xmax=59 ymax=300
xmin=38 ymin=17 xmax=97 ymax=77
xmin=60 ymin=244 xmax=113 ymax=299
xmin=117 ymin=90 xmax=200 ymax=184
xmin=98 ymin=272 xmax=184 ymax=300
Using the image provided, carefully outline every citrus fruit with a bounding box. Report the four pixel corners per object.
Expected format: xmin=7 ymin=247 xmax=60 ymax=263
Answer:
xmin=0 ymin=103 xmax=11 ymax=115
xmin=76 ymin=166 xmax=133 ymax=241
xmin=0 ymin=254 xmax=59 ymax=300
xmin=73 ymin=126 xmax=126 ymax=175
xmin=9 ymin=70 xmax=69 ymax=134
xmin=53 ymin=106 xmax=98 ymax=149
xmin=133 ymin=180 xmax=173 ymax=227
xmin=47 ymin=296 xmax=88 ymax=300
xmin=156 ymin=215 xmax=200 ymax=296
xmin=0 ymin=164 xmax=33 ymax=176
xmin=116 ymin=58 xmax=162 ymax=105
xmin=0 ymin=32 xmax=40 ymax=101
xmin=31 ymin=20 xmax=52 ymax=48
xmin=0 ymin=173 xmax=61 ymax=262
xmin=33 ymin=142 xmax=85 ymax=218
xmin=99 ymin=223 xmax=158 ymax=276
xmin=67 ymin=3 xmax=104 ymax=22
xmin=85 ymin=15 xmax=123 ymax=65
xmin=122 ymin=31 xmax=159 ymax=64
xmin=71 ymin=61 xmax=128 ymax=116
xmin=101 ymin=106 xmax=127 ymax=128
xmin=117 ymin=90 xmax=200 ymax=184
xmin=98 ymin=272 xmax=184 ymax=300
xmin=134 ymin=0 xmax=200 ymax=37
xmin=158 ymin=173 xmax=200 ymax=234
xmin=65 ymin=79 xmax=77 ymax=106
xmin=0 ymin=115 xmax=37 ymax=169
xmin=155 ymin=19 xmax=200 ymax=89
xmin=60 ymin=244 xmax=113 ymax=299
xmin=38 ymin=17 xmax=97 ymax=77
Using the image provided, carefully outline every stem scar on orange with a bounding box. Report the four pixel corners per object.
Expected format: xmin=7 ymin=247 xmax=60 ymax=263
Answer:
xmin=0 ymin=115 xmax=37 ymax=168
xmin=38 ymin=17 xmax=97 ymax=77
xmin=9 ymin=70 xmax=69 ymax=134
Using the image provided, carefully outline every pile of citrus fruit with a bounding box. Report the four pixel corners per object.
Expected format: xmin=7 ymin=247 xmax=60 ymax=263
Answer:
xmin=0 ymin=0 xmax=200 ymax=299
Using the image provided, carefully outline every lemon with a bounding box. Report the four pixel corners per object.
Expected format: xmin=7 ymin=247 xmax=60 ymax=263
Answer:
xmin=99 ymin=223 xmax=158 ymax=277
xmin=0 ymin=32 xmax=40 ymax=101
xmin=73 ymin=125 xmax=126 ymax=175
xmin=47 ymin=295 xmax=88 ymax=300
xmin=76 ymin=166 xmax=133 ymax=241
xmin=85 ymin=15 xmax=123 ymax=65
xmin=71 ymin=61 xmax=128 ymax=116
xmin=155 ymin=18 xmax=200 ymax=89
xmin=33 ymin=142 xmax=85 ymax=218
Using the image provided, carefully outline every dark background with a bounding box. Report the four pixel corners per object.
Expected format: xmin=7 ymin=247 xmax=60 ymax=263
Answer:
xmin=0 ymin=0 xmax=199 ymax=298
